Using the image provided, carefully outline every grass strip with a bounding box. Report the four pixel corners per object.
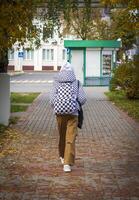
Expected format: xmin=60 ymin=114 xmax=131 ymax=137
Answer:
xmin=11 ymin=93 xmax=40 ymax=104
xmin=11 ymin=92 xmax=40 ymax=113
xmin=11 ymin=105 xmax=28 ymax=113
xmin=105 ymin=90 xmax=139 ymax=121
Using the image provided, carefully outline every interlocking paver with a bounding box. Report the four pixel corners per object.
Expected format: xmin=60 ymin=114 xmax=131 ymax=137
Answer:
xmin=0 ymin=87 xmax=139 ymax=200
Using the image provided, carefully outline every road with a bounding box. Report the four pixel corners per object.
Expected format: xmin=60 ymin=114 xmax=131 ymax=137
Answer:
xmin=10 ymin=72 xmax=58 ymax=93
xmin=10 ymin=72 xmax=109 ymax=96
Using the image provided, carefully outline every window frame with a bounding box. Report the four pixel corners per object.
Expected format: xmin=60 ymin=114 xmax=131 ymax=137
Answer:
xmin=42 ymin=48 xmax=54 ymax=61
xmin=23 ymin=50 xmax=34 ymax=60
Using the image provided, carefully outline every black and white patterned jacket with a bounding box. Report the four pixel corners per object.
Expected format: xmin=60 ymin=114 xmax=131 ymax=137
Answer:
xmin=50 ymin=69 xmax=86 ymax=115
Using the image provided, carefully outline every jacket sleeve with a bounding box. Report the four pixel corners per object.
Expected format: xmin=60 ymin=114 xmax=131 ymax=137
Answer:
xmin=49 ymin=81 xmax=57 ymax=107
xmin=77 ymin=81 xmax=87 ymax=105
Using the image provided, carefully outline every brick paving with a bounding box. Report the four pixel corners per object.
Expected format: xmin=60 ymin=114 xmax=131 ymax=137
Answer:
xmin=0 ymin=87 xmax=139 ymax=200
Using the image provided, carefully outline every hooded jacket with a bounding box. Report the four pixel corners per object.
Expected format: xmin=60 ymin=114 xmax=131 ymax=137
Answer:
xmin=50 ymin=62 xmax=86 ymax=115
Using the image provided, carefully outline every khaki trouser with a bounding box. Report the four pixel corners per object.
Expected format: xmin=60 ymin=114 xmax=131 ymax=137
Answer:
xmin=56 ymin=114 xmax=78 ymax=165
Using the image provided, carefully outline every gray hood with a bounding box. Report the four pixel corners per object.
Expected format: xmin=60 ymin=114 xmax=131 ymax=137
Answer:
xmin=55 ymin=70 xmax=76 ymax=83
xmin=55 ymin=62 xmax=76 ymax=83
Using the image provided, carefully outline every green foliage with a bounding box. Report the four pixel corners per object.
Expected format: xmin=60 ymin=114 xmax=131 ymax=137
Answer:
xmin=11 ymin=93 xmax=40 ymax=103
xmin=110 ymin=59 xmax=139 ymax=99
xmin=10 ymin=92 xmax=40 ymax=113
xmin=0 ymin=0 xmax=38 ymax=51
xmin=11 ymin=105 xmax=28 ymax=113
xmin=101 ymin=0 xmax=139 ymax=53
xmin=0 ymin=0 xmax=42 ymax=72
xmin=111 ymin=62 xmax=133 ymax=89
xmin=109 ymin=71 xmax=117 ymax=91
xmin=62 ymin=6 xmax=110 ymax=40
xmin=110 ymin=9 xmax=137 ymax=51
xmin=101 ymin=0 xmax=139 ymax=8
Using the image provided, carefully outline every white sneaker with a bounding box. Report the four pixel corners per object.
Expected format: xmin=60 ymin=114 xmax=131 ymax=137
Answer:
xmin=59 ymin=157 xmax=64 ymax=164
xmin=63 ymin=165 xmax=71 ymax=172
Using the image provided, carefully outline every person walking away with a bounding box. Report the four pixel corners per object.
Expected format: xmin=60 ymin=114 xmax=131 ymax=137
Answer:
xmin=50 ymin=62 xmax=86 ymax=172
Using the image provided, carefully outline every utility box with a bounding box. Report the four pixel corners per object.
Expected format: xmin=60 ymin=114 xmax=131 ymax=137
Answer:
xmin=64 ymin=40 xmax=121 ymax=86
xmin=0 ymin=74 xmax=10 ymax=125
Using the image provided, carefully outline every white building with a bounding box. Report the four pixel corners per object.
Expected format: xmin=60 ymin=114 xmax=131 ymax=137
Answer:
xmin=8 ymin=16 xmax=74 ymax=72
xmin=8 ymin=39 xmax=68 ymax=72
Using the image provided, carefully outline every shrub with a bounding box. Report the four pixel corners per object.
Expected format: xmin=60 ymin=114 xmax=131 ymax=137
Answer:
xmin=109 ymin=68 xmax=119 ymax=91
xmin=110 ymin=58 xmax=139 ymax=99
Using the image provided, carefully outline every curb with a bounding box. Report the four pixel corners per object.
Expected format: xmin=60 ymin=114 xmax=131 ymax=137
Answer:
xmin=8 ymin=71 xmax=25 ymax=77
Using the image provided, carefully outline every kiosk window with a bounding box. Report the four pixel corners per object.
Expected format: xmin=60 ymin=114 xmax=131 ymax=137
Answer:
xmin=102 ymin=55 xmax=111 ymax=76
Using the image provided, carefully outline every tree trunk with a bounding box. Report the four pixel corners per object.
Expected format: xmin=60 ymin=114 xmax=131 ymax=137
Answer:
xmin=0 ymin=49 xmax=8 ymax=73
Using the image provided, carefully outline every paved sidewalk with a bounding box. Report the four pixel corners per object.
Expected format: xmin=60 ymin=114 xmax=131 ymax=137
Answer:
xmin=0 ymin=87 xmax=139 ymax=200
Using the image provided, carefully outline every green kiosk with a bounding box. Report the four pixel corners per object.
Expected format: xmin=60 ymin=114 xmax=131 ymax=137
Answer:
xmin=64 ymin=40 xmax=121 ymax=86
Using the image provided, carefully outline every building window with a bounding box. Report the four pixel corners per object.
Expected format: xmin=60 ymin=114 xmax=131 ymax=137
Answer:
xmin=62 ymin=49 xmax=66 ymax=60
xmin=23 ymin=50 xmax=34 ymax=60
xmin=42 ymin=49 xmax=54 ymax=61
xmin=8 ymin=49 xmax=14 ymax=60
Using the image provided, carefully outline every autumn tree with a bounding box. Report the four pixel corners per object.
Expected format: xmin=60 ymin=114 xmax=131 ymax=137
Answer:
xmin=101 ymin=0 xmax=139 ymax=55
xmin=61 ymin=6 xmax=111 ymax=40
xmin=45 ymin=0 xmax=111 ymax=40
xmin=102 ymin=0 xmax=139 ymax=98
xmin=42 ymin=0 xmax=139 ymax=45
xmin=0 ymin=0 xmax=78 ymax=72
xmin=0 ymin=1 xmax=38 ymax=72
